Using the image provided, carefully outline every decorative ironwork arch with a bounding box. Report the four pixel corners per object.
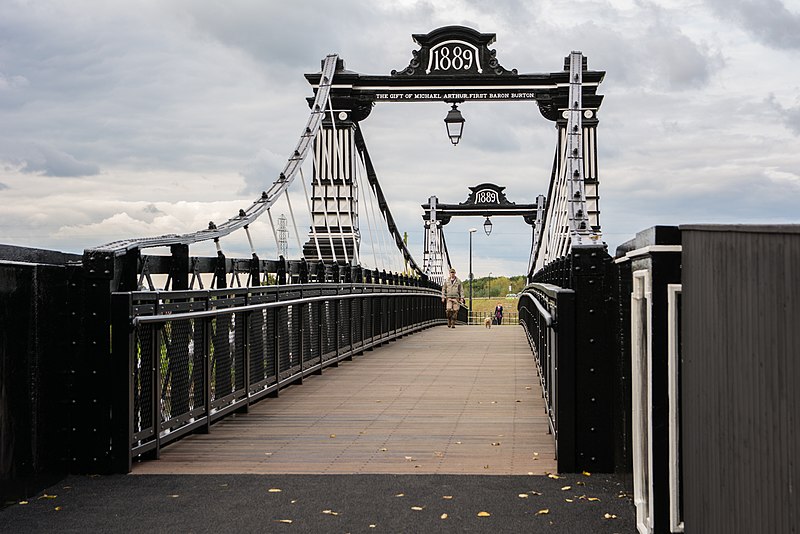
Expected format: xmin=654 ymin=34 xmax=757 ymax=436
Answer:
xmin=301 ymin=26 xmax=605 ymax=282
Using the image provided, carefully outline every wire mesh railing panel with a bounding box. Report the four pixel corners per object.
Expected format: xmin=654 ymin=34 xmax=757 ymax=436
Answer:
xmin=339 ymin=299 xmax=351 ymax=353
xmin=232 ymin=311 xmax=246 ymax=394
xmin=116 ymin=284 xmax=444 ymax=468
xmin=249 ymin=309 xmax=268 ymax=385
xmin=301 ymin=302 xmax=317 ymax=369
xmin=160 ymin=318 xmax=193 ymax=426
xmin=321 ymin=300 xmax=336 ymax=361
xmin=133 ymin=325 xmax=154 ymax=441
xmin=352 ymin=297 xmax=363 ymax=348
xmin=265 ymin=308 xmax=277 ymax=380
xmin=288 ymin=303 xmax=302 ymax=374
xmin=277 ymin=306 xmax=291 ymax=379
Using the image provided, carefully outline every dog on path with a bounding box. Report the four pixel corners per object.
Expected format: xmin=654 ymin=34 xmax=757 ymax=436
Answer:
xmin=483 ymin=316 xmax=492 ymax=328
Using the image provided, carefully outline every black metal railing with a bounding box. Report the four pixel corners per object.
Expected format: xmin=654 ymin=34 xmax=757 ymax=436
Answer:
xmin=110 ymin=283 xmax=444 ymax=472
xmin=518 ymin=283 xmax=576 ymax=472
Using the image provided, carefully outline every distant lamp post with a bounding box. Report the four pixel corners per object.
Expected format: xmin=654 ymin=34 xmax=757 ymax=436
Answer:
xmin=468 ymin=228 xmax=477 ymax=321
xmin=483 ymin=217 xmax=493 ymax=236
xmin=444 ymin=103 xmax=465 ymax=145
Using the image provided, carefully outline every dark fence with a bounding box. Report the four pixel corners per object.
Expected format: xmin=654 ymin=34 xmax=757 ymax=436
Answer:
xmin=110 ymin=283 xmax=446 ymax=472
xmin=518 ymin=242 xmax=618 ymax=474
xmin=614 ymin=226 xmax=682 ymax=534
xmin=680 ymin=225 xmax=800 ymax=534
xmin=0 ymin=246 xmax=81 ymax=503
xmin=518 ymin=283 xmax=576 ymax=472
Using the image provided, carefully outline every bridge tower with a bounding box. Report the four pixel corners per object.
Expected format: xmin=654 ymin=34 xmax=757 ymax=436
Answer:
xmin=301 ymin=108 xmax=359 ymax=263
xmin=422 ymin=195 xmax=447 ymax=285
xmin=302 ymin=59 xmax=373 ymax=264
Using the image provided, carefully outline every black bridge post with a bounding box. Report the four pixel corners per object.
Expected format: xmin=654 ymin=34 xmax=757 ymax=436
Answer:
xmin=169 ymin=244 xmax=189 ymax=291
xmin=570 ymin=245 xmax=614 ymax=472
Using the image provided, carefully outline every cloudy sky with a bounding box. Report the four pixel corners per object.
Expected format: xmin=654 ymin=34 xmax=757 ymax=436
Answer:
xmin=1 ymin=0 xmax=799 ymax=277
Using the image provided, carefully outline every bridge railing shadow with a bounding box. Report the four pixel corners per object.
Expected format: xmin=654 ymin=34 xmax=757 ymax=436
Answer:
xmin=109 ymin=283 xmax=445 ymax=473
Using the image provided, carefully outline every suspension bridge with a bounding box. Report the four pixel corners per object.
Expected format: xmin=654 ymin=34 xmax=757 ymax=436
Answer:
xmin=2 ymin=26 xmax=798 ymax=534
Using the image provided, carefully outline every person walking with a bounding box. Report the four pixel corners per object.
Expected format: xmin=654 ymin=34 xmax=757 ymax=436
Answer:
xmin=494 ymin=302 xmax=504 ymax=325
xmin=441 ymin=267 xmax=464 ymax=328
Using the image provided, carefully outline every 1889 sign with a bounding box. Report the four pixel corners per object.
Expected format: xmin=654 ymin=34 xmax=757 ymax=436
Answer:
xmin=426 ymin=40 xmax=482 ymax=74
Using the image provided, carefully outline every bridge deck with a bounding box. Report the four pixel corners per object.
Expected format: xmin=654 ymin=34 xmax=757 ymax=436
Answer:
xmin=132 ymin=325 xmax=557 ymax=475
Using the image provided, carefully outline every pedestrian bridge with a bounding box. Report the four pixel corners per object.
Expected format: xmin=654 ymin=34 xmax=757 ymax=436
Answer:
xmin=132 ymin=326 xmax=557 ymax=476
xmin=4 ymin=24 xmax=799 ymax=534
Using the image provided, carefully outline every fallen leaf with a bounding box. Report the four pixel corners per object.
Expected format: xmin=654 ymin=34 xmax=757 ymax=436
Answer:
xmin=54 ymin=506 xmax=62 ymax=511
xmin=442 ymin=495 xmax=453 ymax=500
xmin=525 ymin=386 xmax=532 ymax=390
xmin=411 ymin=506 xmax=424 ymax=511
xmin=530 ymin=491 xmax=543 ymax=496
xmin=536 ymin=509 xmax=550 ymax=515
xmin=483 ymin=465 xmax=490 ymax=469
xmin=527 ymin=472 xmax=535 ymax=475
xmin=404 ymin=456 xmax=414 ymax=461
xmin=582 ymin=471 xmax=592 ymax=477
xmin=604 ymin=513 xmax=618 ymax=519
xmin=275 ymin=519 xmax=293 ymax=524
xmin=434 ymin=451 xmax=444 ymax=458
xmin=516 ymin=399 xmax=521 ymax=403
xmin=477 ymin=511 xmax=491 ymax=517
xmin=291 ymin=500 xmax=297 ymax=504
xmin=264 ymin=452 xmax=273 ymax=456
xmin=369 ymin=525 xmax=377 ymax=528
xmin=395 ymin=493 xmax=405 ymax=497
xmin=39 ymin=494 xmax=57 ymax=500
xmin=518 ymin=493 xmax=529 ymax=498
xmin=268 ymin=488 xmax=282 ymax=493
xmin=491 ymin=442 xmax=501 ymax=446
xmin=547 ymin=474 xmax=561 ymax=479
xmin=168 ymin=494 xmax=180 ymax=498
xmin=565 ymin=499 xmax=574 ymax=503
xmin=576 ymin=481 xmax=585 ymax=486
xmin=588 ymin=497 xmax=601 ymax=502
xmin=561 ymin=486 xmax=572 ymax=491
xmin=440 ymin=513 xmax=449 ymax=520
xmin=379 ymin=448 xmax=388 ymax=452
xmin=322 ymin=509 xmax=339 ymax=516
xmin=533 ymin=452 xmax=539 ymax=456
xmin=329 ymin=434 xmax=336 ymax=438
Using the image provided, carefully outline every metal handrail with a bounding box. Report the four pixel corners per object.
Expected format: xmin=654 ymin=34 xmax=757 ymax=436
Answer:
xmin=132 ymin=288 xmax=441 ymax=325
xmin=519 ymin=291 xmax=553 ymax=326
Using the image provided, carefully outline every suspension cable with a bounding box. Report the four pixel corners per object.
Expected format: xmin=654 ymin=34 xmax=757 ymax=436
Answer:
xmin=356 ymin=151 xmax=379 ymax=269
xmin=365 ymin=168 xmax=387 ymax=271
xmin=300 ymin=167 xmax=322 ymax=261
xmin=284 ymin=190 xmax=303 ymax=253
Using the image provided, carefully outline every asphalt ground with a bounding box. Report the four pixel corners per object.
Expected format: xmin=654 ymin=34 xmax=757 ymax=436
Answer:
xmin=1 ymin=473 xmax=634 ymax=533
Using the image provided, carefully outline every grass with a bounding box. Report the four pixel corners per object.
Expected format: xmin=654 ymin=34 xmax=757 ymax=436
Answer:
xmin=467 ymin=296 xmax=517 ymax=314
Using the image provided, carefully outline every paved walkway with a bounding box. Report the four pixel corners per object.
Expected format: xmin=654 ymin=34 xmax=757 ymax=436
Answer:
xmin=133 ymin=325 xmax=557 ymax=475
xmin=0 ymin=325 xmax=635 ymax=532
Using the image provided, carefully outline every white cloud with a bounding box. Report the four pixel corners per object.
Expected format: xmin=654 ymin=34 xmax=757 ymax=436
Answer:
xmin=0 ymin=0 xmax=798 ymax=276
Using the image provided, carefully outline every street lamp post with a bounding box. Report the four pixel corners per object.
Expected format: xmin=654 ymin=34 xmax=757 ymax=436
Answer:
xmin=469 ymin=228 xmax=477 ymax=323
